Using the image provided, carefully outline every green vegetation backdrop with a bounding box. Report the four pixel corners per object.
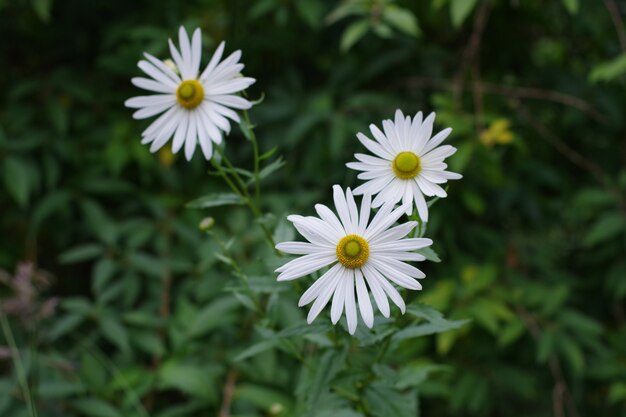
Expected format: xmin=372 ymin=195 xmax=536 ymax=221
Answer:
xmin=1 ymin=0 xmax=626 ymax=416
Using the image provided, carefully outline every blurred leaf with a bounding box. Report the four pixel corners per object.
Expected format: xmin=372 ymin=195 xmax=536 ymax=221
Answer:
xmin=562 ymin=0 xmax=579 ymax=14
xmin=71 ymin=398 xmax=123 ymax=417
xmin=186 ymin=193 xmax=247 ymax=209
xmin=340 ymin=20 xmax=370 ymax=51
xmin=234 ymin=339 xmax=279 ymax=362
xmin=257 ymin=157 xmax=286 ymax=181
xmin=590 ymin=54 xmax=626 ymax=83
xmin=158 ymin=361 xmax=220 ymax=400
xmin=3 ymin=157 xmax=30 ymax=207
xmin=59 ymin=243 xmax=103 ymax=264
xmin=450 ymin=0 xmax=477 ymax=28
xmin=364 ymin=383 xmax=417 ymax=417
xmin=383 ymin=6 xmax=420 ymax=37
xmin=99 ymin=314 xmax=131 ymax=353
xmin=186 ymin=297 xmax=240 ymax=338
xmin=32 ymin=0 xmax=53 ymax=22
xmin=583 ymin=212 xmax=625 ymax=246
xmin=234 ymin=383 xmax=292 ymax=411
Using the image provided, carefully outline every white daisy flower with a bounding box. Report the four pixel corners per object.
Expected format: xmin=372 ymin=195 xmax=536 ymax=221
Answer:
xmin=347 ymin=110 xmax=462 ymax=222
xmin=125 ymin=27 xmax=256 ymax=161
xmin=275 ymin=185 xmax=432 ymax=334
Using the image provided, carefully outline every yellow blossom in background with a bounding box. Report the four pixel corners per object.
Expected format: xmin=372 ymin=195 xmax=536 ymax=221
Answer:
xmin=158 ymin=146 xmax=175 ymax=166
xmin=480 ymin=118 xmax=513 ymax=147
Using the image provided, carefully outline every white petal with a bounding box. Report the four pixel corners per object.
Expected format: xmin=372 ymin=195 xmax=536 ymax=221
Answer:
xmin=141 ymin=106 xmax=178 ymax=139
xmin=369 ymin=221 xmax=417 ymax=245
xmin=358 ymin=193 xmax=371 ymax=235
xmin=275 ymin=253 xmax=336 ymax=281
xmin=143 ymin=52 xmax=181 ymax=84
xmin=208 ymin=77 xmax=255 ymax=95
xmin=421 ymin=145 xmax=457 ymax=163
xmin=125 ymin=94 xmax=175 ymax=109
xmin=372 ymin=238 xmax=432 ymax=252
xmin=412 ymin=182 xmax=428 ymax=221
xmin=200 ymin=41 xmax=225 ymax=81
xmin=184 ymin=112 xmax=198 ymax=161
xmin=315 ymin=204 xmax=345 ymax=236
xmin=288 ymin=215 xmax=340 ymax=247
xmin=362 ymin=264 xmax=390 ymax=318
xmin=276 ymin=241 xmax=328 ymax=255
xmin=331 ymin=269 xmax=348 ymax=324
xmin=307 ymin=266 xmax=343 ymax=324
xmin=131 ymin=77 xmax=175 ymax=94
xmin=210 ymin=94 xmax=252 ymax=110
xmin=344 ymin=271 xmax=358 ymax=334
xmin=421 ymin=127 xmax=452 ymax=155
xmin=355 ymin=269 xmax=374 ymax=328
xmin=371 ymin=256 xmax=425 ymax=279
xmin=299 ymin=263 xmax=343 ymax=306
xmin=354 ymin=153 xmax=390 ymax=166
xmin=363 ymin=264 xmax=405 ymax=314
xmin=413 ymin=112 xmax=435 ymax=154
xmin=168 ymin=38 xmax=189 ymax=81
xmin=178 ymin=26 xmax=193 ymax=78
xmin=132 ymin=102 xmax=174 ymax=119
xmin=353 ymin=175 xmax=395 ymax=199
xmin=364 ymin=203 xmax=408 ymax=241
xmin=417 ymin=177 xmax=447 ymax=198
xmin=138 ymin=61 xmax=179 ymax=89
xmin=333 ymin=185 xmax=353 ymax=234
xmin=190 ymin=28 xmax=202 ymax=78
xmin=196 ymin=119 xmax=215 ymax=160
xmin=172 ymin=111 xmax=189 ymax=153
xmin=345 ymin=188 xmax=360 ymax=234
xmin=357 ymin=132 xmax=394 ymax=160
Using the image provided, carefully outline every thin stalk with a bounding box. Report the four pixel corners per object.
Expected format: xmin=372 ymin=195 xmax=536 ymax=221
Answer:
xmin=212 ymin=148 xmax=277 ymax=250
xmin=243 ymin=109 xmax=261 ymax=205
xmin=0 ymin=314 xmax=38 ymax=417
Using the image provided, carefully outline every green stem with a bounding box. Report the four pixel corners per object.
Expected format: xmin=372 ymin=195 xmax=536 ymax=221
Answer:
xmin=0 ymin=314 xmax=38 ymax=417
xmin=243 ymin=109 xmax=261 ymax=205
xmin=212 ymin=148 xmax=277 ymax=250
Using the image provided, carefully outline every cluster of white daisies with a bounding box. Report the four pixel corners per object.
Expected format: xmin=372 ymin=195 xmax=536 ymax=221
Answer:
xmin=127 ymin=27 xmax=461 ymax=334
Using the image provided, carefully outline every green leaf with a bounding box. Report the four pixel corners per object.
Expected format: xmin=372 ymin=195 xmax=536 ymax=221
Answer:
xmin=590 ymin=54 xmax=626 ymax=83
xmin=340 ymin=20 xmax=370 ymax=52
xmin=450 ymin=0 xmax=477 ymax=28
xmin=583 ymin=212 xmax=626 ymax=246
xmin=416 ymin=246 xmax=441 ymax=262
xmin=562 ymin=0 xmax=579 ymax=14
xmin=48 ymin=314 xmax=84 ymax=341
xmin=39 ymin=380 xmax=85 ymax=398
xmin=186 ymin=192 xmax=246 ymax=209
xmin=3 ymin=156 xmax=30 ymax=207
xmin=158 ymin=361 xmax=220 ymax=400
xmin=234 ymin=383 xmax=292 ymax=411
xmin=394 ymin=305 xmax=470 ymax=341
xmin=234 ymin=339 xmax=279 ymax=362
xmin=259 ymin=145 xmax=278 ymax=161
xmin=383 ymin=6 xmax=420 ymax=37
xmin=364 ymin=383 xmax=417 ymax=417
xmin=99 ymin=314 xmax=131 ymax=353
xmin=59 ymin=243 xmax=103 ymax=264
xmin=71 ymin=398 xmax=123 ymax=417
xmin=186 ymin=297 xmax=240 ymax=338
xmin=32 ymin=0 xmax=53 ymax=22
xmin=307 ymin=349 xmax=347 ymax=409
xmin=257 ymin=157 xmax=286 ymax=181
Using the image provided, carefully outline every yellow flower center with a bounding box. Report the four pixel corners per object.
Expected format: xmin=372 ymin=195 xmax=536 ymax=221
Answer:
xmin=336 ymin=234 xmax=369 ymax=269
xmin=392 ymin=151 xmax=421 ymax=179
xmin=176 ymin=80 xmax=204 ymax=109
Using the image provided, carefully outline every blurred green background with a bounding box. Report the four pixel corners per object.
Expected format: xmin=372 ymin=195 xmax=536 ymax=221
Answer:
xmin=1 ymin=0 xmax=626 ymax=416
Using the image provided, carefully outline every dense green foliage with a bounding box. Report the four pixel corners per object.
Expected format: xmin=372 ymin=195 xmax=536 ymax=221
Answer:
xmin=1 ymin=0 xmax=626 ymax=416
